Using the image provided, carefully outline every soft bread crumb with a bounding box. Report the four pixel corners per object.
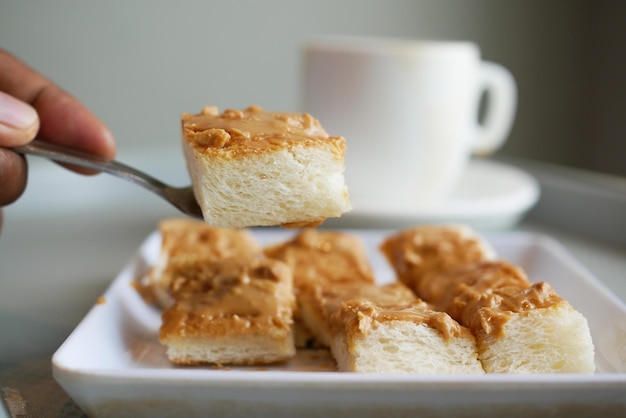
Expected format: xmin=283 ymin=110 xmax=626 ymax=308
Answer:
xmin=478 ymin=303 xmax=595 ymax=374
xmin=333 ymin=320 xmax=484 ymax=374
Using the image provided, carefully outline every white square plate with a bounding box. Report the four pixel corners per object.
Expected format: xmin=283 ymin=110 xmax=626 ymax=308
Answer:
xmin=52 ymin=229 xmax=626 ymax=417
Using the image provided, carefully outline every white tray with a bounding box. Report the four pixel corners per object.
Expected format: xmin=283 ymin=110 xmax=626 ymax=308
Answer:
xmin=52 ymin=229 xmax=626 ymax=417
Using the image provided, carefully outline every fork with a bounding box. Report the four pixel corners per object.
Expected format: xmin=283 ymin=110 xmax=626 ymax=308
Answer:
xmin=14 ymin=139 xmax=203 ymax=219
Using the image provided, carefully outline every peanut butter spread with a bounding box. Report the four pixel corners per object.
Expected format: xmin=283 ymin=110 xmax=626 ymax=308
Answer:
xmin=264 ymin=229 xmax=375 ymax=288
xmin=419 ymin=261 xmax=564 ymax=338
xmin=181 ymin=105 xmax=346 ymax=156
xmin=159 ymin=258 xmax=294 ymax=341
xmin=382 ymin=226 xmax=563 ymax=338
xmin=380 ymin=225 xmax=494 ymax=287
xmin=158 ymin=218 xmax=261 ymax=262
xmin=305 ymin=281 xmax=418 ymax=326
xmin=416 ymin=260 xmax=530 ymax=311
xmin=302 ymin=280 xmax=465 ymax=342
xmin=337 ymin=300 xmax=468 ymax=342
xmin=141 ymin=219 xmax=262 ymax=306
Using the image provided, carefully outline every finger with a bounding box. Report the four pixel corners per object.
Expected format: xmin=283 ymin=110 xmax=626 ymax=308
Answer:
xmin=0 ymin=91 xmax=40 ymax=146
xmin=0 ymin=148 xmax=28 ymax=206
xmin=33 ymin=85 xmax=116 ymax=174
xmin=0 ymin=49 xmax=116 ymax=174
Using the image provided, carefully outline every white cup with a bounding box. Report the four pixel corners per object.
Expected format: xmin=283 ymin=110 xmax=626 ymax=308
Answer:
xmin=302 ymin=35 xmax=517 ymax=212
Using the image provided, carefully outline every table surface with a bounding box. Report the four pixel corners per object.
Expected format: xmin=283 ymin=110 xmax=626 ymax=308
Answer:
xmin=1 ymin=158 xmax=625 ymax=418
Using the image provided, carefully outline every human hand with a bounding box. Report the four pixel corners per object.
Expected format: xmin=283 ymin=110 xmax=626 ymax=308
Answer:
xmin=0 ymin=49 xmax=116 ymax=231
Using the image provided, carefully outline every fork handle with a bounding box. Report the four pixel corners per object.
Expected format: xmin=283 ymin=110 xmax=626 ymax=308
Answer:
xmin=13 ymin=139 xmax=169 ymax=195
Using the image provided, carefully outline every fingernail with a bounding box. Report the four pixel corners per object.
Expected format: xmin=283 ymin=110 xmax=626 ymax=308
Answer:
xmin=0 ymin=91 xmax=38 ymax=129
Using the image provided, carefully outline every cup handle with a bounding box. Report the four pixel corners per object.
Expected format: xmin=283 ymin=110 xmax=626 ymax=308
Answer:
xmin=472 ymin=61 xmax=517 ymax=156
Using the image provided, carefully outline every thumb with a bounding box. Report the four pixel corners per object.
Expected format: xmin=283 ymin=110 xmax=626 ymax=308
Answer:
xmin=0 ymin=91 xmax=39 ymax=147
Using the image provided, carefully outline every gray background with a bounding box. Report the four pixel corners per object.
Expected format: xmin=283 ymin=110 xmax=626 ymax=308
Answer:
xmin=1 ymin=0 xmax=625 ymax=177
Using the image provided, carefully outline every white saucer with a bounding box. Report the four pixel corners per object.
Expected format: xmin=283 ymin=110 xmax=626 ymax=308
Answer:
xmin=325 ymin=158 xmax=540 ymax=230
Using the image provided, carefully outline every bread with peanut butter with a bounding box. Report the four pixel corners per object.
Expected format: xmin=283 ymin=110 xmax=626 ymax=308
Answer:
xmin=297 ymin=280 xmax=414 ymax=347
xmin=181 ymin=105 xmax=352 ymax=229
xmin=265 ymin=228 xmax=483 ymax=373
xmin=264 ymin=228 xmax=376 ymax=348
xmin=300 ymin=280 xmax=484 ymax=374
xmin=144 ymin=218 xmax=262 ymax=308
xmin=381 ymin=225 xmax=595 ymax=373
xmin=379 ymin=224 xmax=496 ymax=289
xmin=159 ymin=257 xmax=296 ymax=365
xmin=332 ymin=298 xmax=485 ymax=374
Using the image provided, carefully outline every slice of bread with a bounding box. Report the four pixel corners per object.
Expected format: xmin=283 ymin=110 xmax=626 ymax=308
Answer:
xmin=478 ymin=301 xmax=595 ymax=373
xmin=181 ymin=105 xmax=351 ymax=229
xmin=381 ymin=225 xmax=595 ymax=374
xmin=159 ymin=257 xmax=296 ymax=365
xmin=331 ymin=299 xmax=485 ymax=374
xmin=144 ymin=218 xmax=261 ymax=308
xmin=296 ymin=279 xmax=484 ymax=374
xmin=264 ymin=228 xmax=375 ymax=348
